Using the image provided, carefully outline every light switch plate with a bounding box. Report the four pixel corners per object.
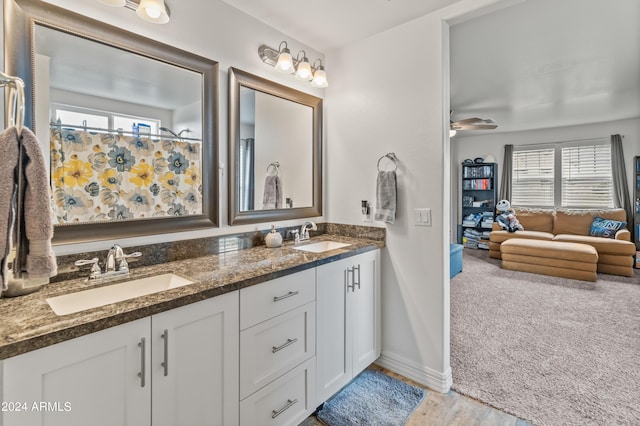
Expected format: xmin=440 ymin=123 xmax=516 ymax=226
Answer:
xmin=414 ymin=208 xmax=431 ymax=226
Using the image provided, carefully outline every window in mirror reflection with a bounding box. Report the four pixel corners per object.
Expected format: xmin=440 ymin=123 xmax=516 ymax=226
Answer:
xmin=238 ymin=86 xmax=314 ymax=211
xmin=34 ymin=23 xmax=204 ymax=225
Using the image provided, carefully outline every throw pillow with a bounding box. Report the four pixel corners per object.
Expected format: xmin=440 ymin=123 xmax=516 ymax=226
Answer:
xmin=589 ymin=216 xmax=627 ymax=239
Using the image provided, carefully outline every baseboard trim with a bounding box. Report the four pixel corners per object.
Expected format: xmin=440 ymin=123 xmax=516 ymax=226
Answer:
xmin=375 ymin=351 xmax=452 ymax=393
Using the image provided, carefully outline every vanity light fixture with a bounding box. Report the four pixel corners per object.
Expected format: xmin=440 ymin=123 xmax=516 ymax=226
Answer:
xmin=97 ymin=0 xmax=170 ymax=24
xmin=274 ymin=42 xmax=294 ymax=73
xmin=259 ymin=41 xmax=329 ymax=88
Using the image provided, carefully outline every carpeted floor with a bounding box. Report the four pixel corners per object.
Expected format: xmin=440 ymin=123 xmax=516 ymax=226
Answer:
xmin=450 ymin=249 xmax=640 ymax=426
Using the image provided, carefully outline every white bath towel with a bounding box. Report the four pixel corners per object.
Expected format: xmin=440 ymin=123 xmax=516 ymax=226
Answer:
xmin=262 ymin=175 xmax=283 ymax=209
xmin=374 ymin=171 xmax=397 ymax=224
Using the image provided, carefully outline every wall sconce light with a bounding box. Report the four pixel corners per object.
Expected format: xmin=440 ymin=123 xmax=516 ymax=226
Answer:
xmin=259 ymin=41 xmax=329 ymax=88
xmin=97 ymin=0 xmax=170 ymax=24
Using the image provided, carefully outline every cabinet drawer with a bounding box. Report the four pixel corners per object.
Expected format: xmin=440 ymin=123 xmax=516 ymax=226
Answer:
xmin=240 ymin=268 xmax=315 ymax=329
xmin=240 ymin=357 xmax=316 ymax=426
xmin=240 ymin=302 xmax=315 ymax=399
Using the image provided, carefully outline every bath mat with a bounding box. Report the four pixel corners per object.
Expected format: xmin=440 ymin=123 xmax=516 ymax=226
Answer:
xmin=316 ymin=370 xmax=427 ymax=426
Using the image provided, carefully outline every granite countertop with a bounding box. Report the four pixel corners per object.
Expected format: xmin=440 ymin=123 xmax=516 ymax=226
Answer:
xmin=0 ymin=234 xmax=383 ymax=360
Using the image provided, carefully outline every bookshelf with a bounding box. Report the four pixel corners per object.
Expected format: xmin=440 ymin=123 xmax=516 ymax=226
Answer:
xmin=460 ymin=162 xmax=498 ymax=250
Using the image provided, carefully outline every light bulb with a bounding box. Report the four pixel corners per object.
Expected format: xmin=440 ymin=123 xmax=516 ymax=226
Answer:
xmin=275 ymin=49 xmax=293 ymax=73
xmin=136 ymin=0 xmax=169 ymax=24
xmin=296 ymin=60 xmax=312 ymax=81
xmin=449 ymin=129 xmax=457 ymax=137
xmin=311 ymin=67 xmax=328 ymax=88
xmin=145 ymin=6 xmax=161 ymax=18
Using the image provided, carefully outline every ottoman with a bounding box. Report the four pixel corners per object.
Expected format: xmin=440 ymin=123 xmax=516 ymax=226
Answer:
xmin=450 ymin=244 xmax=463 ymax=278
xmin=500 ymin=239 xmax=598 ymax=282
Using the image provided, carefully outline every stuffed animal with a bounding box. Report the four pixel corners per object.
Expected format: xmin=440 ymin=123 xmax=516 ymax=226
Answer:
xmin=495 ymin=200 xmax=523 ymax=233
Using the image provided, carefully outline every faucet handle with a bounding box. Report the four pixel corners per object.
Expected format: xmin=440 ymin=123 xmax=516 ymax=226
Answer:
xmin=75 ymin=258 xmax=101 ymax=279
xmin=118 ymin=251 xmax=142 ymax=273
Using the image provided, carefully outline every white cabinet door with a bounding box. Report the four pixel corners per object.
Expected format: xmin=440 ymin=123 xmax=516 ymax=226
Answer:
xmin=316 ymin=256 xmax=352 ymax=404
xmin=350 ymin=249 xmax=381 ymax=374
xmin=316 ymin=250 xmax=381 ymax=405
xmin=1 ymin=318 xmax=151 ymax=426
xmin=151 ymin=291 xmax=239 ymax=426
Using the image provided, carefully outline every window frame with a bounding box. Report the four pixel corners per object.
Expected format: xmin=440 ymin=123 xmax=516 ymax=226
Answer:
xmin=512 ymin=138 xmax=613 ymax=209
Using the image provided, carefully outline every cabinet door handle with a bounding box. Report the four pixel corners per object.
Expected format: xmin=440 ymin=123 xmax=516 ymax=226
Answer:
xmin=161 ymin=329 xmax=169 ymax=377
xmin=137 ymin=337 xmax=146 ymax=388
xmin=354 ymin=264 xmax=361 ymax=290
xmin=271 ymin=398 xmax=298 ymax=419
xmin=346 ymin=268 xmax=354 ymax=292
xmin=273 ymin=291 xmax=299 ymax=302
xmin=272 ymin=338 xmax=298 ymax=353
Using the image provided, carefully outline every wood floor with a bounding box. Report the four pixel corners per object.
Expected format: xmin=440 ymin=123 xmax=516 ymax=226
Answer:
xmin=300 ymin=365 xmax=532 ymax=426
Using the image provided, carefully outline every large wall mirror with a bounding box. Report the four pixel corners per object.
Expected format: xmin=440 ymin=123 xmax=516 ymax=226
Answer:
xmin=5 ymin=0 xmax=219 ymax=244
xmin=228 ymin=67 xmax=322 ymax=225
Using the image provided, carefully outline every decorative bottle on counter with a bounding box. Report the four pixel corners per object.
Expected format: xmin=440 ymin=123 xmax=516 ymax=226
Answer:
xmin=265 ymin=225 xmax=283 ymax=248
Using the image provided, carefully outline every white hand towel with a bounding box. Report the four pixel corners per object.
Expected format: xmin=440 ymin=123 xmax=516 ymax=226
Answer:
xmin=375 ymin=171 xmax=397 ymax=224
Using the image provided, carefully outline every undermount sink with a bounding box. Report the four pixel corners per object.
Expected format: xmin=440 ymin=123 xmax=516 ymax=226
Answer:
xmin=46 ymin=273 xmax=194 ymax=316
xmin=291 ymin=241 xmax=352 ymax=253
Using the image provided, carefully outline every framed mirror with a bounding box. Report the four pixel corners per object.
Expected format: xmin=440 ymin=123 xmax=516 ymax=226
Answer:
xmin=5 ymin=0 xmax=219 ymax=244
xmin=228 ymin=67 xmax=322 ymax=225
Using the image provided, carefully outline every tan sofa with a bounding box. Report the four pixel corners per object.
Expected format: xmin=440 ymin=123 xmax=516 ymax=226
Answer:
xmin=489 ymin=208 xmax=635 ymax=277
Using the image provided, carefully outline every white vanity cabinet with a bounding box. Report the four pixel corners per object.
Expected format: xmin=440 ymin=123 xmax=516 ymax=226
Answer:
xmin=0 ymin=317 xmax=152 ymax=426
xmin=316 ymin=249 xmax=381 ymax=404
xmin=0 ymin=291 xmax=239 ymax=426
xmin=239 ymin=268 xmax=317 ymax=426
xmin=151 ymin=291 xmax=239 ymax=426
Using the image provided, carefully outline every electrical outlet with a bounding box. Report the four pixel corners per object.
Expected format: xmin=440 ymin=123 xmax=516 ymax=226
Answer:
xmin=414 ymin=208 xmax=431 ymax=227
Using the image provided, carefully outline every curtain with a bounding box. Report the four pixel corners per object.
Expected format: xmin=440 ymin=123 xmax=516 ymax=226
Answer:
xmin=610 ymin=134 xmax=633 ymax=241
xmin=499 ymin=144 xmax=513 ymax=202
xmin=239 ymin=138 xmax=255 ymax=211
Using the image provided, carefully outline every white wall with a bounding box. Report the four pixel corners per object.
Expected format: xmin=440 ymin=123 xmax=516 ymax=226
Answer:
xmin=325 ymin=0 xmax=515 ymax=392
xmin=7 ymin=0 xmax=326 ymax=255
xmin=451 ymin=118 xmax=640 ymax=239
xmin=254 ymin=92 xmax=313 ymax=209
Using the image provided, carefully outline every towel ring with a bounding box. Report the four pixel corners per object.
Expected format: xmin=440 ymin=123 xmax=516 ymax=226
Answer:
xmin=266 ymin=162 xmax=280 ymax=176
xmin=377 ymin=153 xmax=398 ymax=172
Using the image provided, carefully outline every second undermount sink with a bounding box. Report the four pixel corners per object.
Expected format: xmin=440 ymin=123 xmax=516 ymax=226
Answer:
xmin=291 ymin=241 xmax=352 ymax=253
xmin=46 ymin=273 xmax=193 ymax=316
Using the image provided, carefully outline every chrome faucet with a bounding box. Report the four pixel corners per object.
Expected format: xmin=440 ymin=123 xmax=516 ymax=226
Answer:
xmin=299 ymin=221 xmax=317 ymax=242
xmin=75 ymin=244 xmax=142 ymax=281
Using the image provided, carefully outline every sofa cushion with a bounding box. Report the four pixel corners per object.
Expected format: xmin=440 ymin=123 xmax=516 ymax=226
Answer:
xmin=500 ymin=239 xmax=598 ymax=263
xmin=589 ymin=216 xmax=627 ymax=239
xmin=553 ymin=234 xmax=636 ymax=256
xmin=553 ymin=209 xmax=627 ymax=236
xmin=489 ymin=230 xmax=554 ymax=244
xmin=513 ymin=207 xmax=554 ymax=232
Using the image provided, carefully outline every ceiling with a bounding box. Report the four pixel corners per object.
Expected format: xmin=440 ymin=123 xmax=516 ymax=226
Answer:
xmin=221 ymin=0 xmax=462 ymax=52
xmin=222 ymin=0 xmax=640 ymax=135
xmin=450 ymin=0 xmax=640 ymax=134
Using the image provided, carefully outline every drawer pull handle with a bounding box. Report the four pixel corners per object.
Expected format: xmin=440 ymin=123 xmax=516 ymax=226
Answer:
xmin=271 ymin=398 xmax=298 ymax=419
xmin=137 ymin=337 xmax=146 ymax=388
xmin=273 ymin=291 xmax=299 ymax=302
xmin=272 ymin=338 xmax=298 ymax=353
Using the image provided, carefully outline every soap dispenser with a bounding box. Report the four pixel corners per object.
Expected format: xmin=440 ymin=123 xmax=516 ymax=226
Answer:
xmin=265 ymin=225 xmax=283 ymax=248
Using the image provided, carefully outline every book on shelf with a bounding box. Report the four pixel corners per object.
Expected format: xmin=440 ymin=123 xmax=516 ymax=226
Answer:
xmin=462 ymin=165 xmax=494 ymax=178
xmin=462 ymin=179 xmax=492 ymax=190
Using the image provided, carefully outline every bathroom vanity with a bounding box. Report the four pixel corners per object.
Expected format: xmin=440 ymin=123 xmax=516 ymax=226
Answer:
xmin=0 ymin=235 xmax=381 ymax=426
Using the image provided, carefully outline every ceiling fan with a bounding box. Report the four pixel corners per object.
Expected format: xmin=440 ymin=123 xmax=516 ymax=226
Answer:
xmin=450 ymin=111 xmax=498 ymax=134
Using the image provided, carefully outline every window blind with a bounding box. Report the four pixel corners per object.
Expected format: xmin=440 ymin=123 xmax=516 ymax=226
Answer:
xmin=561 ymin=144 xmax=613 ymax=208
xmin=511 ymin=148 xmax=555 ymax=207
